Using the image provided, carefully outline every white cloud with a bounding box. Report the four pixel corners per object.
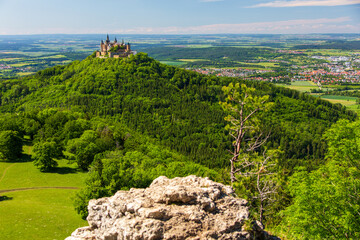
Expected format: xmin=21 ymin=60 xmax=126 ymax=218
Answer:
xmin=1 ymin=17 xmax=358 ymax=35
xmin=249 ymin=0 xmax=360 ymax=8
xmin=110 ymin=17 xmax=359 ymax=34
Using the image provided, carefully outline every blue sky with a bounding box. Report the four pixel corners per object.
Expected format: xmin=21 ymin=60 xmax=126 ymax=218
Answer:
xmin=0 ymin=0 xmax=359 ymax=34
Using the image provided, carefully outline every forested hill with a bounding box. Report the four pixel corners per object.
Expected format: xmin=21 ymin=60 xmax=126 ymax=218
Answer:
xmin=0 ymin=52 xmax=356 ymax=171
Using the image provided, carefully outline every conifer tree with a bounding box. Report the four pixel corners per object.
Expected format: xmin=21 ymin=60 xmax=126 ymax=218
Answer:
xmin=220 ymin=82 xmax=273 ymax=184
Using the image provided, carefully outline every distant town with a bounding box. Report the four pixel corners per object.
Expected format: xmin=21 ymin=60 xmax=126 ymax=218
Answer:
xmin=189 ymin=53 xmax=360 ymax=85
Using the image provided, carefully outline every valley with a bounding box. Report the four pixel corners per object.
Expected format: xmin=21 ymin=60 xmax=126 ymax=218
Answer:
xmin=0 ymin=34 xmax=360 ymax=239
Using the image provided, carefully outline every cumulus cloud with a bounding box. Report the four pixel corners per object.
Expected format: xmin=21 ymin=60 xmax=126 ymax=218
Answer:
xmin=249 ymin=0 xmax=360 ymax=8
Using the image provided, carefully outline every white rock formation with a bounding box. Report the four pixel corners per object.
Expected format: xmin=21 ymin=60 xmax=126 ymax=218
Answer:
xmin=66 ymin=175 xmax=266 ymax=240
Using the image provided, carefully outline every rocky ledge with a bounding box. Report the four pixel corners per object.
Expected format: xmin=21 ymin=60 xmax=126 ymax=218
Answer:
xmin=66 ymin=175 xmax=272 ymax=240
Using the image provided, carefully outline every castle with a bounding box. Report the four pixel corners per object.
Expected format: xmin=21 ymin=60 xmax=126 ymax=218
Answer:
xmin=96 ymin=35 xmax=134 ymax=58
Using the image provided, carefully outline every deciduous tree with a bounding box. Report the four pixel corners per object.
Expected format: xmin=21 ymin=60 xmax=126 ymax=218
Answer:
xmin=32 ymin=141 xmax=59 ymax=172
xmin=281 ymin=119 xmax=360 ymax=239
xmin=0 ymin=130 xmax=23 ymax=161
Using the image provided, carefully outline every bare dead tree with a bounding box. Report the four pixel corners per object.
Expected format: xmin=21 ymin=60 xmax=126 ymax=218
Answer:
xmin=220 ymin=83 xmax=278 ymax=224
xmin=236 ymin=150 xmax=278 ymax=223
xmin=220 ymin=83 xmax=272 ymax=185
xmin=254 ymin=151 xmax=278 ymax=223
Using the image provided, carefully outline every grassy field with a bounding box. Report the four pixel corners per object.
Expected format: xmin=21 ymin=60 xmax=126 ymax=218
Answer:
xmin=0 ymin=58 xmax=21 ymax=61
xmin=39 ymin=54 xmax=67 ymax=59
xmin=0 ymin=189 xmax=87 ymax=240
xmin=160 ymin=60 xmax=186 ymax=66
xmin=178 ymin=59 xmax=208 ymax=62
xmin=276 ymin=81 xmax=319 ymax=92
xmin=276 ymin=82 xmax=360 ymax=111
xmin=10 ymin=63 xmax=32 ymax=67
xmin=323 ymin=85 xmax=360 ymax=89
xmin=305 ymin=49 xmax=360 ymax=56
xmin=0 ymin=151 xmax=88 ymax=240
xmin=17 ymin=72 xmax=36 ymax=76
xmin=320 ymin=95 xmax=357 ymax=107
xmin=346 ymin=104 xmax=360 ymax=113
xmin=290 ymin=81 xmax=317 ymax=86
xmin=237 ymin=61 xmax=280 ymax=68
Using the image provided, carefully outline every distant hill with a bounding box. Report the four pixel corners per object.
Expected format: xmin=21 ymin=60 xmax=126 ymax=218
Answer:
xmin=0 ymin=52 xmax=355 ymax=170
xmin=0 ymin=52 xmax=358 ymax=231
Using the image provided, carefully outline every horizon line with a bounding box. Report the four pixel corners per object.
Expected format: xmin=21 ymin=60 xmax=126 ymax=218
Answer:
xmin=0 ymin=32 xmax=359 ymax=36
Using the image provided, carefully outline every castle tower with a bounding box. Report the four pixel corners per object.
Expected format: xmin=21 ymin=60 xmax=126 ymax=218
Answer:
xmin=106 ymin=34 xmax=110 ymax=44
xmin=114 ymin=37 xmax=117 ymax=43
xmin=100 ymin=40 xmax=104 ymax=52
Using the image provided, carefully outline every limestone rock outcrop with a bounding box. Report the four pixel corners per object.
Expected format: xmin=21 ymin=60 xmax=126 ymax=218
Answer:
xmin=66 ymin=175 xmax=268 ymax=240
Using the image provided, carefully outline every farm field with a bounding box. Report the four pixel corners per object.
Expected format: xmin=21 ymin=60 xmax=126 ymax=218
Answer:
xmin=237 ymin=61 xmax=280 ymax=68
xmin=17 ymin=72 xmax=35 ymax=76
xmin=305 ymin=49 xmax=360 ymax=56
xmin=0 ymin=54 xmax=83 ymax=78
xmin=0 ymin=154 xmax=88 ymax=240
xmin=178 ymin=59 xmax=208 ymax=62
xmin=276 ymin=81 xmax=319 ymax=92
xmin=346 ymin=104 xmax=360 ymax=113
xmin=320 ymin=95 xmax=357 ymax=107
xmin=276 ymin=82 xmax=360 ymax=112
xmin=160 ymin=60 xmax=185 ymax=66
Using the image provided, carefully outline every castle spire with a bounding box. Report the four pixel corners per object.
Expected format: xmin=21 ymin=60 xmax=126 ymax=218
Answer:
xmin=114 ymin=37 xmax=117 ymax=43
xmin=122 ymin=39 xmax=124 ymax=44
xmin=106 ymin=34 xmax=110 ymax=43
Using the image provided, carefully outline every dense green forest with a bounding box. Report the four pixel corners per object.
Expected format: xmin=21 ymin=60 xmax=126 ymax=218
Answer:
xmin=292 ymin=40 xmax=360 ymax=50
xmin=0 ymin=52 xmax=358 ymax=238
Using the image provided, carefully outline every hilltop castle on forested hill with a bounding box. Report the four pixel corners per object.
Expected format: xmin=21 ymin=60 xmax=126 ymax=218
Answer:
xmin=96 ymin=35 xmax=135 ymax=58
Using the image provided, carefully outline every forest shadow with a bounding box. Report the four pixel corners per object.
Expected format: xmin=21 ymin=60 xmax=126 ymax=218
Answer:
xmin=0 ymin=195 xmax=13 ymax=202
xmin=4 ymin=153 xmax=33 ymax=163
xmin=49 ymin=166 xmax=78 ymax=175
xmin=17 ymin=153 xmax=33 ymax=162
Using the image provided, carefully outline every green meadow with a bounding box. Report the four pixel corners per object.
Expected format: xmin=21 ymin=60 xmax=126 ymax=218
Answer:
xmin=305 ymin=49 xmax=360 ymax=57
xmin=0 ymin=150 xmax=88 ymax=240
xmin=276 ymin=82 xmax=360 ymax=112
xmin=320 ymin=95 xmax=358 ymax=107
xmin=237 ymin=61 xmax=280 ymax=68
xmin=17 ymin=72 xmax=36 ymax=76
xmin=178 ymin=58 xmax=208 ymax=62
xmin=276 ymin=81 xmax=319 ymax=92
xmin=0 ymin=189 xmax=87 ymax=240
xmin=160 ymin=60 xmax=185 ymax=66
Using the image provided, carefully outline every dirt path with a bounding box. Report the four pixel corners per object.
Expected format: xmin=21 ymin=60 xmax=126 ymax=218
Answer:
xmin=0 ymin=163 xmax=16 ymax=184
xmin=0 ymin=186 xmax=79 ymax=193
